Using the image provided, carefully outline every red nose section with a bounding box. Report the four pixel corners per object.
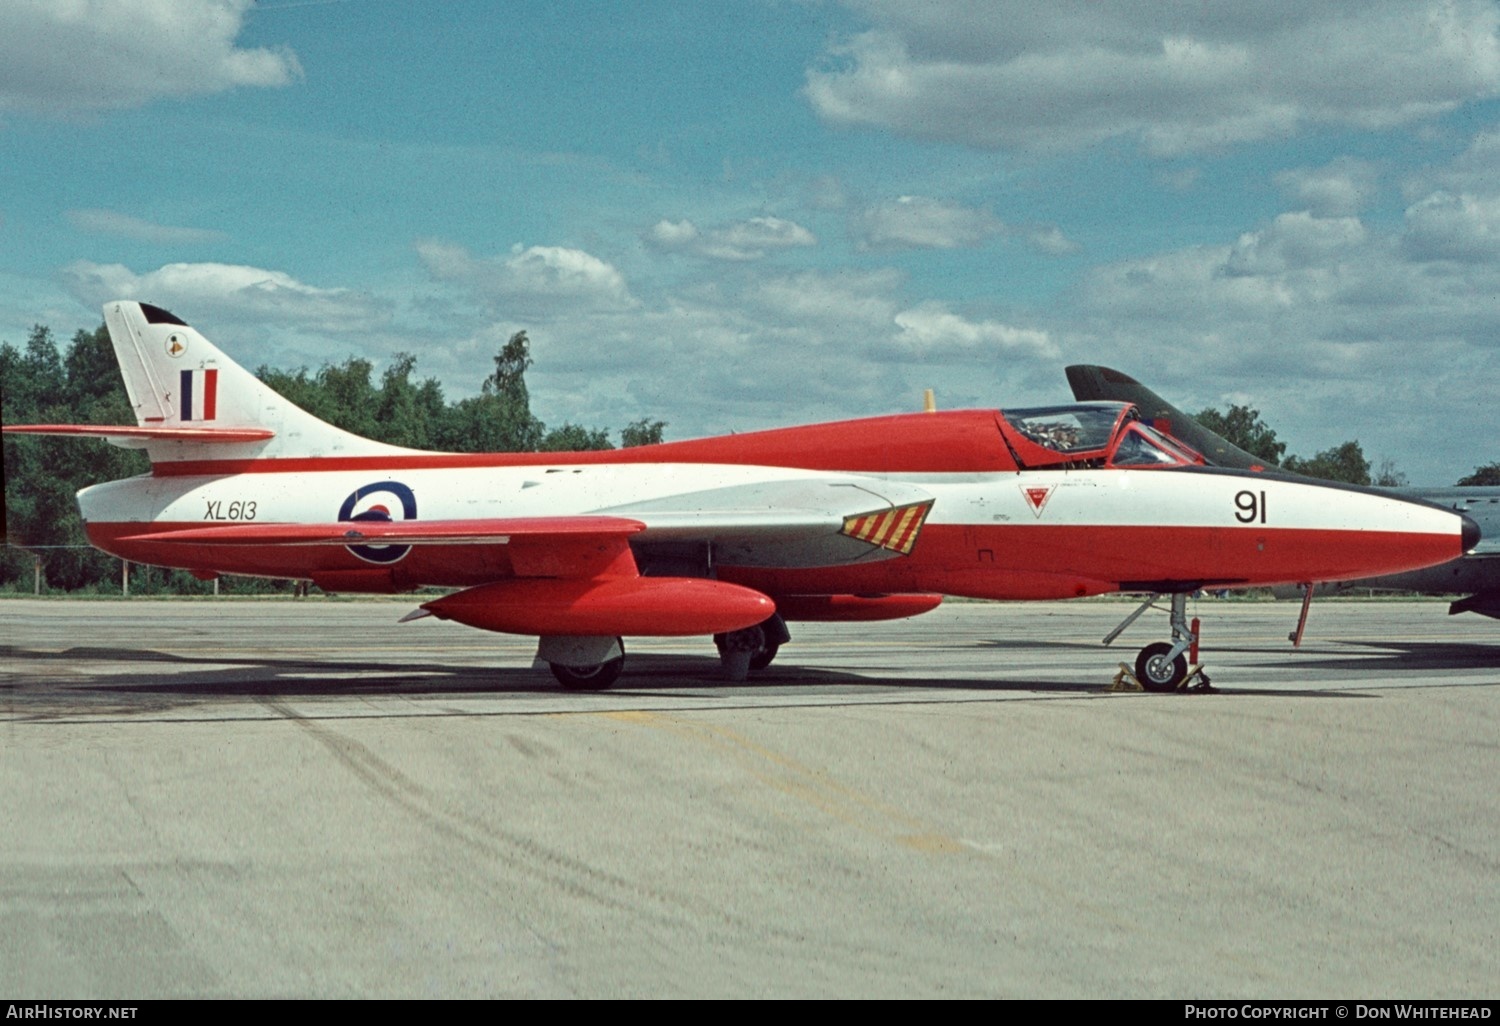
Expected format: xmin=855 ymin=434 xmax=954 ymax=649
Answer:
xmin=422 ymin=577 xmax=775 ymax=637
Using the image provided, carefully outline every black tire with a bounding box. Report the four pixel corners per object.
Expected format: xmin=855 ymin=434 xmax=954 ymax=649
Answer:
xmin=550 ymin=656 xmax=624 ymax=690
xmin=748 ymin=641 xmax=780 ymax=670
xmin=716 ymin=625 xmax=777 ymax=672
xmin=1135 ymin=642 xmax=1188 ymax=692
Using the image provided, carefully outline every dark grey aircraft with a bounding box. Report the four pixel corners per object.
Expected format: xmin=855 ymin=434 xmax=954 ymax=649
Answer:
xmin=1066 ymin=365 xmax=1499 ymax=621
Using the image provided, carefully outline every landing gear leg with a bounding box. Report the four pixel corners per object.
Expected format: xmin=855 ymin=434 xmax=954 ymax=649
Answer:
xmin=1288 ymin=582 xmax=1314 ymax=648
xmin=714 ymin=614 xmax=790 ymax=681
xmin=1105 ymin=593 xmax=1204 ymax=693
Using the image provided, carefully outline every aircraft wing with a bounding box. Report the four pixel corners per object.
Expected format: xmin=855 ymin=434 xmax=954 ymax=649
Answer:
xmin=599 ymin=476 xmax=935 ymax=567
xmin=125 ymin=477 xmax=937 ymax=572
xmin=127 ymin=516 xmax=647 ymax=579
xmin=127 ymin=516 xmax=645 ymax=548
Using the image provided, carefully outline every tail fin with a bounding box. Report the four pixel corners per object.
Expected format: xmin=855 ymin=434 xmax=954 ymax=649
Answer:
xmin=2 ymin=301 xmax=416 ymax=464
xmin=1064 ymin=364 xmax=1279 ymax=472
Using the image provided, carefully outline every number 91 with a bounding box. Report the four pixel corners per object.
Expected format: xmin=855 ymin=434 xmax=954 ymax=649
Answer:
xmin=1234 ymin=489 xmax=1266 ymax=524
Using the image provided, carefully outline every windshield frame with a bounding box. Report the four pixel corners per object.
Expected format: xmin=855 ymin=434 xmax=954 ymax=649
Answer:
xmin=996 ymin=402 xmax=1203 ymax=470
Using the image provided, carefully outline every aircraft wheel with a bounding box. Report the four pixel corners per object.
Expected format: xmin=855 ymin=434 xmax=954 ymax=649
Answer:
xmin=748 ymin=641 xmax=780 ymax=670
xmin=716 ymin=625 xmax=779 ymax=673
xmin=1135 ymin=643 xmax=1187 ymax=693
xmin=550 ymin=656 xmax=624 ymax=690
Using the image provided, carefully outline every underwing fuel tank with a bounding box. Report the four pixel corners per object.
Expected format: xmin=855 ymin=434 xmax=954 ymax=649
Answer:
xmin=419 ymin=576 xmax=775 ymax=637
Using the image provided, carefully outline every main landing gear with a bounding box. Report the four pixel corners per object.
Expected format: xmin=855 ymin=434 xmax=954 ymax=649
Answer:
xmin=550 ymin=655 xmax=624 ymax=690
xmin=1104 ymin=592 xmax=1212 ymax=693
xmin=537 ymin=615 xmax=792 ymax=690
xmin=539 ymin=635 xmax=626 ymax=690
xmin=714 ymin=614 xmax=791 ymax=681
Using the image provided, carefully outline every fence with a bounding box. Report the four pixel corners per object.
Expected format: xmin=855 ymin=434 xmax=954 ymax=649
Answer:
xmin=2 ymin=543 xmax=224 ymax=596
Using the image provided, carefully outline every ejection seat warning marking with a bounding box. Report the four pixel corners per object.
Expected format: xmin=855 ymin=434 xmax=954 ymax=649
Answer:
xmin=1021 ymin=485 xmax=1055 ymax=517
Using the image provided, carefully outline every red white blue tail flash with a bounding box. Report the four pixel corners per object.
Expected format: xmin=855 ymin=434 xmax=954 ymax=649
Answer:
xmin=179 ymin=369 xmax=218 ymax=422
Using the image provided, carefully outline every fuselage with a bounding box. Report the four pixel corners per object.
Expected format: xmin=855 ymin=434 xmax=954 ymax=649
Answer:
xmin=80 ymin=455 xmax=1471 ymax=601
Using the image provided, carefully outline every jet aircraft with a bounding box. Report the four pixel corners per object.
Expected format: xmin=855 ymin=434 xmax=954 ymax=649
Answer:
xmin=1066 ymin=365 xmax=1500 ymax=624
xmin=2 ymin=303 xmax=1480 ymax=691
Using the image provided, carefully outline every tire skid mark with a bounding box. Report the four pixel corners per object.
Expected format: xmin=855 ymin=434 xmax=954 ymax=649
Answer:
xmin=600 ymin=708 xmax=1278 ymax=977
xmin=258 ymin=698 xmax=773 ymax=938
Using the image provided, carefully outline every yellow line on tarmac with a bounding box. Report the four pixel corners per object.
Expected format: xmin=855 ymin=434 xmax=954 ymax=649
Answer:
xmin=598 ymin=709 xmax=965 ymax=855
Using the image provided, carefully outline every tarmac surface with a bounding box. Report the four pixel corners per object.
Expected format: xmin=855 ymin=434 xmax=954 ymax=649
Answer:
xmin=2 ymin=597 xmax=1496 ymax=998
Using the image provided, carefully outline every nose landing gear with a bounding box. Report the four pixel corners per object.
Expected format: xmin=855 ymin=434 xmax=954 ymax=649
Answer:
xmin=1105 ymin=591 xmax=1214 ymax=693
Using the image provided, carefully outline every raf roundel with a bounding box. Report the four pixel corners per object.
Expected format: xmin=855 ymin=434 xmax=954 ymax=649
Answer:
xmin=337 ymin=481 xmax=418 ymax=564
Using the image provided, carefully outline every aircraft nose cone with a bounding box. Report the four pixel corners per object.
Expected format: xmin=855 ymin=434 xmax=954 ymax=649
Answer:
xmin=1461 ymin=513 xmax=1481 ymax=553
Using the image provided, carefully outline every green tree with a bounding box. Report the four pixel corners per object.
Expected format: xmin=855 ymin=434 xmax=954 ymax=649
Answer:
xmin=1372 ymin=457 xmax=1407 ymax=488
xmin=1283 ymin=441 xmax=1371 ymax=485
xmin=4 ymin=320 xmax=658 ymax=591
xmin=434 ymin=331 xmax=546 ymax=452
xmin=258 ymin=364 xmax=320 ymax=413
xmin=374 ymin=353 xmax=447 ymax=450
xmin=2 ymin=324 xmax=147 ymax=589
xmin=621 ymin=418 xmax=666 ymax=448
xmin=1195 ymin=404 xmax=1287 ymax=466
xmin=540 ymin=423 xmax=613 ymax=451
xmin=1458 ymin=462 xmax=1500 ymax=486
xmin=314 ymin=357 xmax=382 ymax=440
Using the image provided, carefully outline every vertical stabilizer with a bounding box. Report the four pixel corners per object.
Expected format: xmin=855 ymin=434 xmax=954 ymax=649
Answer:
xmin=1064 ymin=364 xmax=1277 ymax=472
xmin=101 ymin=301 xmax=416 ymax=463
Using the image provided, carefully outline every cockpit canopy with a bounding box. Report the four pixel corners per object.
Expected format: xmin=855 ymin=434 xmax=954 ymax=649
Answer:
xmin=997 ymin=402 xmax=1203 ymax=469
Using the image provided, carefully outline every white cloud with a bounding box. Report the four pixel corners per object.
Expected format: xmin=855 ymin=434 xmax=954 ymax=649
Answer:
xmin=66 ymin=209 xmax=227 ymax=245
xmin=1274 ymin=159 xmax=1381 ymax=217
xmin=646 ymin=216 xmax=816 ymax=261
xmin=59 ymin=260 xmax=389 ymax=334
xmin=745 ymin=269 xmax=904 ymax=329
xmin=646 ymin=220 xmax=701 ymax=249
xmin=1064 ymin=182 xmax=1500 ymax=483
xmin=1417 ymin=127 xmax=1500 ymax=197
xmin=1223 ymin=212 xmax=1369 ymax=277
xmin=853 ymin=196 xmax=1005 ymax=250
xmin=807 ymin=1 xmax=1500 ymax=154
xmin=0 ymin=0 xmax=301 ymax=115
xmin=417 ymin=240 xmax=635 ymax=317
xmin=1401 ymin=190 xmax=1500 ymax=262
xmin=891 ymin=303 xmax=1057 ymax=361
xmin=852 ymin=195 xmax=1078 ymax=254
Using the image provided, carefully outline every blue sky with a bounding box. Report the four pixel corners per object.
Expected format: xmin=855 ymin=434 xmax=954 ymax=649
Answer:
xmin=2 ymin=0 xmax=1498 ymax=484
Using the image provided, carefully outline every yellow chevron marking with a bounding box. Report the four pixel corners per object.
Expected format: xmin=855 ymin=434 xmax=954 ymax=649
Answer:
xmin=841 ymin=500 xmax=932 ymax=556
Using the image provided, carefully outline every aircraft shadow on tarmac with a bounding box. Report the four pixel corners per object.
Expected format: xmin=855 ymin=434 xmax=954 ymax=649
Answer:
xmin=3 ymin=633 xmax=1492 ymax=719
xmin=1214 ymin=639 xmax=1500 ymax=675
xmin=1 ymin=642 xmax=1118 ymax=715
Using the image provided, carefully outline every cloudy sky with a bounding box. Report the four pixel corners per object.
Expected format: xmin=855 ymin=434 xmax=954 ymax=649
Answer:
xmin=2 ymin=0 xmax=1497 ymax=484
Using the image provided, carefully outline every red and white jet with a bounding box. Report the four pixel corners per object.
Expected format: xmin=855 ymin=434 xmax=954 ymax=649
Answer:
xmin=4 ymin=302 xmax=1480 ymax=691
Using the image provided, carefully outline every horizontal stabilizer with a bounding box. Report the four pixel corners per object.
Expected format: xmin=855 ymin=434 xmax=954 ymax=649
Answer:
xmin=2 ymin=423 xmax=275 ymax=446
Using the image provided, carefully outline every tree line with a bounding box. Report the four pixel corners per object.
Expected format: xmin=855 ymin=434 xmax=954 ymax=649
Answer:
xmin=3 ymin=321 xmax=1495 ymax=594
xmin=1194 ymin=404 xmax=1499 ymax=487
xmin=1 ymin=321 xmax=664 ymax=593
